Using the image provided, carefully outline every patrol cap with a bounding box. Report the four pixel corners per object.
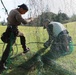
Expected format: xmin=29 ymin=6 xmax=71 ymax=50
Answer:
xmin=44 ymin=19 xmax=50 ymax=23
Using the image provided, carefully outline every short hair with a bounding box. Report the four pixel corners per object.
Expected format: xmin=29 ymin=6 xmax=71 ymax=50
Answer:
xmin=18 ymin=4 xmax=28 ymax=11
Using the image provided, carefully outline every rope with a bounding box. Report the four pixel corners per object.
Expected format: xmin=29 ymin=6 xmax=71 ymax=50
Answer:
xmin=1 ymin=32 xmax=16 ymax=75
xmin=36 ymin=55 xmax=44 ymax=75
xmin=6 ymin=32 xmax=15 ymax=68
xmin=0 ymin=0 xmax=8 ymax=15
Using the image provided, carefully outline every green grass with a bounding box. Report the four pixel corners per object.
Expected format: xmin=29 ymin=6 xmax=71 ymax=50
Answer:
xmin=0 ymin=22 xmax=76 ymax=75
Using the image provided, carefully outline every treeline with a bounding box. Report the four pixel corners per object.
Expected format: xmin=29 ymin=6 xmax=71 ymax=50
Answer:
xmin=1 ymin=11 xmax=76 ymax=26
xmin=40 ymin=12 xmax=76 ymax=23
xmin=30 ymin=12 xmax=76 ymax=26
xmin=40 ymin=12 xmax=69 ymax=23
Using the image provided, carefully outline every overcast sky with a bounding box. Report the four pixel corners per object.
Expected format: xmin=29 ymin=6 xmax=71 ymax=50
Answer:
xmin=0 ymin=0 xmax=76 ymax=21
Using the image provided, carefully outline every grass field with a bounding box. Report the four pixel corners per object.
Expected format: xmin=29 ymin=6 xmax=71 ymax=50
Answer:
xmin=0 ymin=22 xmax=76 ymax=75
